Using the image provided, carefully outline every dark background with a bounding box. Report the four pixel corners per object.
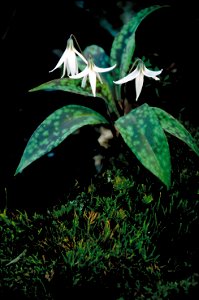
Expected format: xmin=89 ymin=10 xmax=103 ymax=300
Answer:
xmin=0 ymin=0 xmax=199 ymax=209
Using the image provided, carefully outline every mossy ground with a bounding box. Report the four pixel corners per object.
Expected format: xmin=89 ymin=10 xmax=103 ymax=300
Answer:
xmin=0 ymin=124 xmax=198 ymax=299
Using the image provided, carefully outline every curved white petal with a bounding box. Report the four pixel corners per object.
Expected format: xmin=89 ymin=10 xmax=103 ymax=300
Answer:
xmin=74 ymin=49 xmax=88 ymax=64
xmin=61 ymin=61 xmax=67 ymax=78
xmin=65 ymin=62 xmax=70 ymax=78
xmin=135 ymin=73 xmax=144 ymax=101
xmin=143 ymin=67 xmax=163 ymax=78
xmin=69 ymin=67 xmax=89 ymax=79
xmin=67 ymin=51 xmax=78 ymax=75
xmin=94 ymin=64 xmax=116 ymax=73
xmin=49 ymin=49 xmax=68 ymax=73
xmin=89 ymin=70 xmax=97 ymax=97
xmin=81 ymin=75 xmax=88 ymax=88
xmin=96 ymin=72 xmax=103 ymax=84
xmin=113 ymin=68 xmax=140 ymax=85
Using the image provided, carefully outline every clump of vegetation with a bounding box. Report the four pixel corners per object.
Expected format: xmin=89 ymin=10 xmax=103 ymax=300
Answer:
xmin=1 ymin=133 xmax=198 ymax=299
xmin=15 ymin=5 xmax=199 ymax=189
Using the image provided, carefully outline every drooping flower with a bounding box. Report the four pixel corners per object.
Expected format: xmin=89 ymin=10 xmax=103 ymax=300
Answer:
xmin=69 ymin=58 xmax=116 ymax=97
xmin=114 ymin=59 xmax=163 ymax=101
xmin=49 ymin=36 xmax=87 ymax=78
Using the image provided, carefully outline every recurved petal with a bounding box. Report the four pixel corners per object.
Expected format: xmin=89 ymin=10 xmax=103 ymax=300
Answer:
xmin=49 ymin=49 xmax=67 ymax=73
xmin=94 ymin=64 xmax=117 ymax=73
xmin=113 ymin=68 xmax=140 ymax=85
xmin=143 ymin=67 xmax=163 ymax=78
xmin=135 ymin=73 xmax=144 ymax=101
xmin=96 ymin=72 xmax=103 ymax=84
xmin=61 ymin=61 xmax=67 ymax=78
xmin=88 ymin=70 xmax=97 ymax=97
xmin=74 ymin=49 xmax=88 ymax=64
xmin=69 ymin=67 xmax=89 ymax=79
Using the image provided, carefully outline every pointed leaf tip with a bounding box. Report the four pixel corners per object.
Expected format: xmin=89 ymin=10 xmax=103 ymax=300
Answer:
xmin=153 ymin=107 xmax=199 ymax=157
xmin=15 ymin=105 xmax=109 ymax=174
xmin=115 ymin=103 xmax=171 ymax=188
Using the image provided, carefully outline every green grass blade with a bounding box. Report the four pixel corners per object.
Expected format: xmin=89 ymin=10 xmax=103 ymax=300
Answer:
xmin=15 ymin=105 xmax=109 ymax=175
xmin=115 ymin=103 xmax=171 ymax=188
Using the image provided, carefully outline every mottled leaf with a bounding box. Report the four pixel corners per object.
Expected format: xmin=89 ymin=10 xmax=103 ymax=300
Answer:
xmin=110 ymin=5 xmax=167 ymax=98
xmin=115 ymin=103 xmax=171 ymax=188
xmin=15 ymin=105 xmax=109 ymax=175
xmin=153 ymin=107 xmax=199 ymax=156
xmin=119 ymin=33 xmax=136 ymax=80
xmin=29 ymin=76 xmax=119 ymax=118
xmin=29 ymin=78 xmax=92 ymax=96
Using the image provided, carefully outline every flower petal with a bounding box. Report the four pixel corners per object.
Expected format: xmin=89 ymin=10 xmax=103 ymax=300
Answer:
xmin=61 ymin=60 xmax=67 ymax=78
xmin=135 ymin=73 xmax=144 ymax=101
xmin=49 ymin=49 xmax=68 ymax=73
xmin=74 ymin=49 xmax=88 ymax=64
xmin=69 ymin=67 xmax=89 ymax=79
xmin=143 ymin=67 xmax=163 ymax=78
xmin=94 ymin=64 xmax=116 ymax=73
xmin=67 ymin=51 xmax=78 ymax=76
xmin=113 ymin=68 xmax=140 ymax=85
xmin=96 ymin=72 xmax=103 ymax=84
xmin=89 ymin=70 xmax=97 ymax=97
xmin=81 ymin=75 xmax=88 ymax=88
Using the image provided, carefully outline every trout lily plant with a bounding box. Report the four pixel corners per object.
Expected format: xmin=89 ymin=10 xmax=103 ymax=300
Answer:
xmin=49 ymin=35 xmax=88 ymax=77
xmin=15 ymin=5 xmax=199 ymax=188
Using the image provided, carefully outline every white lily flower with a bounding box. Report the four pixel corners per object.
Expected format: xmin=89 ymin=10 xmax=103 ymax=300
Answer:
xmin=114 ymin=59 xmax=163 ymax=101
xmin=69 ymin=58 xmax=116 ymax=97
xmin=49 ymin=36 xmax=87 ymax=78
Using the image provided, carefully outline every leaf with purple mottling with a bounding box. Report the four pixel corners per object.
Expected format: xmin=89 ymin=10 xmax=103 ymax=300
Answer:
xmin=115 ymin=103 xmax=171 ymax=188
xmin=153 ymin=107 xmax=199 ymax=156
xmin=110 ymin=5 xmax=167 ymax=99
xmin=29 ymin=78 xmax=92 ymax=96
xmin=15 ymin=105 xmax=109 ymax=174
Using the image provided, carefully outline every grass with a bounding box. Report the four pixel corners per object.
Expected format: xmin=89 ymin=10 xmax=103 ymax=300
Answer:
xmin=0 ymin=123 xmax=199 ymax=299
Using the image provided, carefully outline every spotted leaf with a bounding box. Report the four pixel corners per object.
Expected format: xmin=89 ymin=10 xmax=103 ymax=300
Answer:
xmin=29 ymin=78 xmax=93 ymax=96
xmin=115 ymin=103 xmax=171 ymax=188
xmin=15 ymin=105 xmax=109 ymax=175
xmin=110 ymin=5 xmax=167 ymax=99
xmin=29 ymin=76 xmax=119 ymax=118
xmin=153 ymin=107 xmax=199 ymax=156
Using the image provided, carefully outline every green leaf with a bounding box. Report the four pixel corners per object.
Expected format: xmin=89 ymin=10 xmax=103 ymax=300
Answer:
xmin=30 ymin=76 xmax=120 ymax=119
xmin=115 ymin=103 xmax=171 ymax=188
xmin=29 ymin=78 xmax=92 ymax=96
xmin=153 ymin=107 xmax=199 ymax=156
xmin=15 ymin=105 xmax=109 ymax=175
xmin=110 ymin=5 xmax=167 ymax=98
xmin=83 ymin=45 xmax=119 ymax=117
xmin=29 ymin=77 xmax=119 ymax=118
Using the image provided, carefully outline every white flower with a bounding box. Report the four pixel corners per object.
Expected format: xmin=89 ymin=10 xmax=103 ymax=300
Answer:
xmin=49 ymin=36 xmax=87 ymax=78
xmin=69 ymin=58 xmax=116 ymax=97
xmin=114 ymin=59 xmax=163 ymax=101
